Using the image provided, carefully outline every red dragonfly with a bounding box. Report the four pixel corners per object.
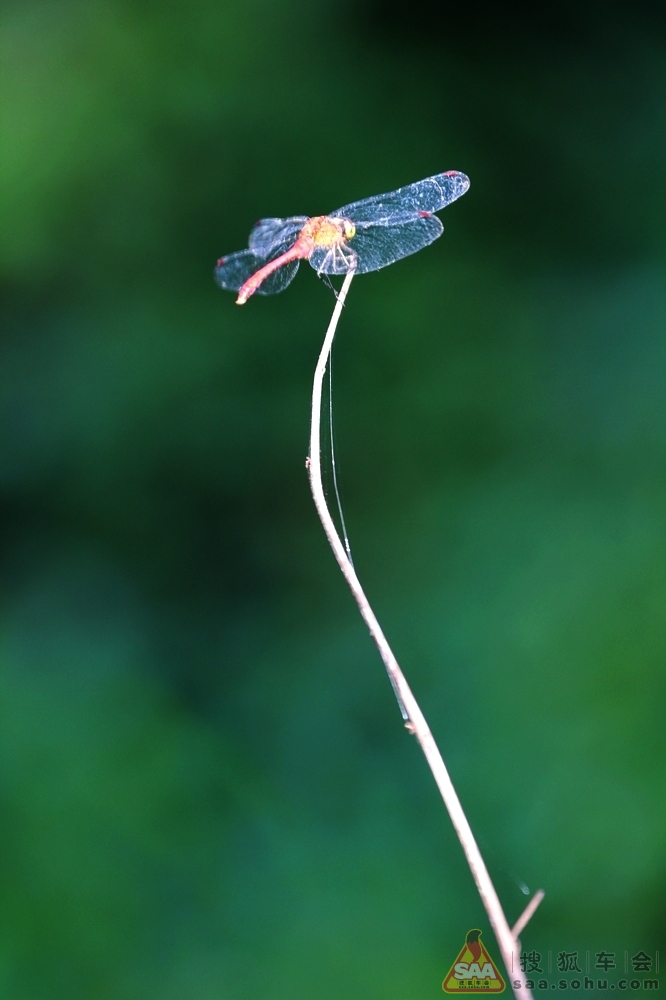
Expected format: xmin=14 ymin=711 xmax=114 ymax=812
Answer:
xmin=215 ymin=171 xmax=470 ymax=305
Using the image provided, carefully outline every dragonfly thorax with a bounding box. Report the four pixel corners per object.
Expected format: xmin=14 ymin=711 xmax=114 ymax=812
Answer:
xmin=302 ymin=215 xmax=356 ymax=248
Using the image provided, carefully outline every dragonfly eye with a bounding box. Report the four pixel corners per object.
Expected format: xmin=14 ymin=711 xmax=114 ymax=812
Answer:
xmin=343 ymin=220 xmax=356 ymax=241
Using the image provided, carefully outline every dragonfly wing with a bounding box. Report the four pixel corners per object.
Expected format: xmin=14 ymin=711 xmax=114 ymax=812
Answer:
xmin=307 ymin=243 xmax=358 ymax=275
xmin=215 ymin=249 xmax=262 ymax=292
xmin=215 ymin=238 xmax=301 ymax=295
xmin=255 ymin=259 xmax=300 ymax=295
xmin=248 ymin=216 xmax=308 ymax=255
xmin=332 ymin=171 xmax=469 ymax=225
xmin=343 ymin=214 xmax=443 ymax=274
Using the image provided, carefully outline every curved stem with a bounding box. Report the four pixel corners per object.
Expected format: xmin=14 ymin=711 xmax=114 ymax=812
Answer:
xmin=307 ymin=270 xmax=536 ymax=1000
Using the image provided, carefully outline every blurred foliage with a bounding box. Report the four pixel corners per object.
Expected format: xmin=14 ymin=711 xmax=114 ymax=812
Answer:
xmin=1 ymin=0 xmax=664 ymax=996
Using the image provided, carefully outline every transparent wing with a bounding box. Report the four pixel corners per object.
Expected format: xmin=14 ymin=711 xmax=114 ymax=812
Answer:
xmin=248 ymin=216 xmax=308 ymax=256
xmin=308 ymin=242 xmax=358 ymax=275
xmin=255 ymin=259 xmax=300 ymax=295
xmin=339 ymin=214 xmax=444 ymax=274
xmin=332 ymin=171 xmax=470 ymax=225
xmin=215 ymin=249 xmax=261 ymax=292
xmin=214 ymin=248 xmax=300 ymax=295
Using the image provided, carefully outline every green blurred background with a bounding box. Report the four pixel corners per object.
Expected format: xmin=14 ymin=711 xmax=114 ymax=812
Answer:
xmin=1 ymin=0 xmax=664 ymax=996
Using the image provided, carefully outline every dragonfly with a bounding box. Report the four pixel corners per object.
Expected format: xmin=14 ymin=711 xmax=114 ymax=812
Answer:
xmin=215 ymin=170 xmax=470 ymax=305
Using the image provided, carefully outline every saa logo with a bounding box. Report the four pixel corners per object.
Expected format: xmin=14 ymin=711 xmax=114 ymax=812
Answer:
xmin=442 ymin=929 xmax=506 ymax=993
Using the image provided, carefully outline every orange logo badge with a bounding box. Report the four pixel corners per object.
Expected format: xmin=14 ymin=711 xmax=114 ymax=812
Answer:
xmin=442 ymin=929 xmax=506 ymax=993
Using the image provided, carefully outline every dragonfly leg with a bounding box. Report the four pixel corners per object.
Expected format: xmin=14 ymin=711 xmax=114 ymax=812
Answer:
xmin=318 ymin=272 xmax=345 ymax=303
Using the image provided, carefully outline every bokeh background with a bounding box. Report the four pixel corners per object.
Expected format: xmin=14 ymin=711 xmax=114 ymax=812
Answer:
xmin=1 ymin=0 xmax=664 ymax=996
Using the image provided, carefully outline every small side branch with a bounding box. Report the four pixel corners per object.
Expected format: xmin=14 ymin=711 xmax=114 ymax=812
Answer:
xmin=307 ymin=269 xmax=535 ymax=1000
xmin=512 ymin=889 xmax=545 ymax=942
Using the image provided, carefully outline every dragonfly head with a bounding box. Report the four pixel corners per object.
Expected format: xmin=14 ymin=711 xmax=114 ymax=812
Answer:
xmin=342 ymin=218 xmax=356 ymax=241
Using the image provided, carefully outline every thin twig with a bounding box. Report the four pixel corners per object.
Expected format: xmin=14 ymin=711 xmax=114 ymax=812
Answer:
xmin=307 ymin=269 xmax=535 ymax=1000
xmin=512 ymin=889 xmax=545 ymax=942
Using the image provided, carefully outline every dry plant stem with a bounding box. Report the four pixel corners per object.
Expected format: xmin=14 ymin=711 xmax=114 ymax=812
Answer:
xmin=307 ymin=269 xmax=535 ymax=1000
xmin=512 ymin=889 xmax=545 ymax=942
